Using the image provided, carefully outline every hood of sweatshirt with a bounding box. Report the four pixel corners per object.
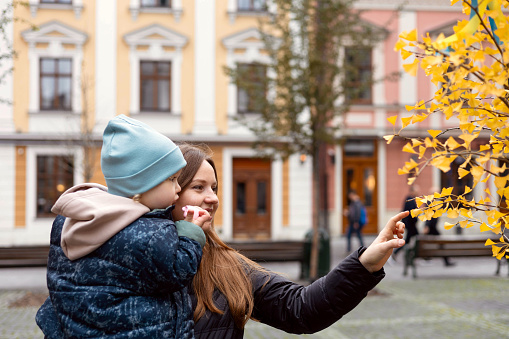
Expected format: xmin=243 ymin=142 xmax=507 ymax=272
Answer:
xmin=52 ymin=183 xmax=150 ymax=261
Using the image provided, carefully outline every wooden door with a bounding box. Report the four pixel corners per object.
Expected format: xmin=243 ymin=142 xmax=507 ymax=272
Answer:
xmin=232 ymin=158 xmax=271 ymax=239
xmin=343 ymin=139 xmax=378 ymax=234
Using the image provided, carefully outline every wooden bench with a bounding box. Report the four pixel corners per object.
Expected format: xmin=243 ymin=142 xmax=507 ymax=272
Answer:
xmin=403 ymin=235 xmax=508 ymax=278
xmin=228 ymin=240 xmax=306 ymax=263
xmin=0 ymin=245 xmax=49 ymax=268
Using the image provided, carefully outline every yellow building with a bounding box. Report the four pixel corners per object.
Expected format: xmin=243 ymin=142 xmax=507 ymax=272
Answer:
xmin=1 ymin=0 xmax=485 ymax=247
xmin=0 ymin=0 xmax=315 ymax=245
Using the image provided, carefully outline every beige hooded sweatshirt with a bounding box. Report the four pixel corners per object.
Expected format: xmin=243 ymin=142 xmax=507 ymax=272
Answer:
xmin=52 ymin=183 xmax=150 ymax=261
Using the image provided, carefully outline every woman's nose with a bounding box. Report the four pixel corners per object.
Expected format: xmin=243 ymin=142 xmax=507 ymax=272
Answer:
xmin=205 ymin=191 xmax=218 ymax=204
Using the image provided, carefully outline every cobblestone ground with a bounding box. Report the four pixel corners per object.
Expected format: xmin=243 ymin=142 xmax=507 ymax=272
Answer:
xmin=244 ymin=277 xmax=509 ymax=339
xmin=0 ymin=290 xmax=45 ymax=339
xmin=2 ymin=278 xmax=509 ymax=338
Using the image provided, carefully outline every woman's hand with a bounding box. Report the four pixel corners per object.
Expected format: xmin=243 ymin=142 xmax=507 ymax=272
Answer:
xmin=182 ymin=205 xmax=212 ymax=232
xmin=358 ymin=211 xmax=408 ymax=273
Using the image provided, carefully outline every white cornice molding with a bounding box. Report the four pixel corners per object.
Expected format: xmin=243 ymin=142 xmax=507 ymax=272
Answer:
xmin=28 ymin=0 xmax=83 ymax=19
xmin=124 ymin=24 xmax=188 ymax=49
xmin=21 ymin=20 xmax=87 ymax=46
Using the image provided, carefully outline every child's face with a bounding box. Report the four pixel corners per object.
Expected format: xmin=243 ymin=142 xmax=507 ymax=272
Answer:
xmin=138 ymin=170 xmax=182 ymax=210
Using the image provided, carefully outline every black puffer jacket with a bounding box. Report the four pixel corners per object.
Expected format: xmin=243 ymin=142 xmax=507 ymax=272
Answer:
xmin=192 ymin=247 xmax=384 ymax=338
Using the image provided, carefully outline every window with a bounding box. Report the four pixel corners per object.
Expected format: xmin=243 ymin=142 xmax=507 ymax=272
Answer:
xmin=40 ymin=58 xmax=72 ymax=111
xmin=140 ymin=61 xmax=171 ymax=112
xmin=345 ymin=47 xmax=373 ymax=104
xmin=40 ymin=0 xmax=72 ymax=3
xmin=238 ymin=0 xmax=266 ymax=11
xmin=237 ymin=63 xmax=267 ymax=113
xmin=440 ymin=157 xmax=473 ymax=208
xmin=36 ymin=155 xmax=74 ymax=218
xmin=141 ymin=0 xmax=171 ymax=7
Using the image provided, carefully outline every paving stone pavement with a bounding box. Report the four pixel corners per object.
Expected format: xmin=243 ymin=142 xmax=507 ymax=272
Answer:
xmin=1 ymin=236 xmax=508 ymax=339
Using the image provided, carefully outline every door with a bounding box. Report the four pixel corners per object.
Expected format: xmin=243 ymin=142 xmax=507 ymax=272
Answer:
xmin=232 ymin=158 xmax=271 ymax=239
xmin=343 ymin=139 xmax=378 ymax=234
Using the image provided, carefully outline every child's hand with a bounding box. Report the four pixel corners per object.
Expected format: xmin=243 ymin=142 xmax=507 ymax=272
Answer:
xmin=182 ymin=205 xmax=212 ymax=231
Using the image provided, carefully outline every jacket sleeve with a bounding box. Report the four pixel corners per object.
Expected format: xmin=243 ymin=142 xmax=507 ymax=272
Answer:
xmin=138 ymin=219 xmax=203 ymax=294
xmin=35 ymin=297 xmax=64 ymax=339
xmin=251 ymin=247 xmax=384 ymax=334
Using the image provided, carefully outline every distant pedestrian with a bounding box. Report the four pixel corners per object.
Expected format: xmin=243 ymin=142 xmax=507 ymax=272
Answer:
xmin=423 ymin=187 xmax=455 ymax=266
xmin=392 ymin=185 xmax=420 ymax=259
xmin=344 ymin=190 xmax=365 ymax=252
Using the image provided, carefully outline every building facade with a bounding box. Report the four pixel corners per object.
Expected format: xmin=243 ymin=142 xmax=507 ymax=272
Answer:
xmin=0 ymin=0 xmax=485 ymax=246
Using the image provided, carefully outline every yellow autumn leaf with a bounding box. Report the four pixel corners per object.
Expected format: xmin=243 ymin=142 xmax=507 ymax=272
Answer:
xmin=447 ymin=209 xmax=459 ymax=218
xmin=459 ymin=220 xmax=469 ymax=228
xmin=412 ymin=114 xmax=428 ymax=123
xmin=387 ymin=115 xmax=398 ymax=126
xmin=464 ymin=186 xmax=472 ymax=194
xmin=494 ymin=176 xmax=508 ymax=189
xmin=444 ymin=222 xmax=456 ymax=230
xmin=470 ymin=166 xmax=484 ymax=184
xmin=441 ymin=187 xmax=453 ymax=196
xmin=399 ymin=29 xmax=417 ymax=41
xmin=394 ymin=39 xmax=407 ymax=52
xmin=402 ymin=142 xmax=416 ymax=154
xmin=383 ymin=135 xmax=395 ymax=144
xmin=403 ymin=59 xmax=419 ymax=76
xmin=401 ymin=49 xmax=413 ymax=60
xmin=458 ymin=167 xmax=470 ymax=179
xmin=445 ymin=136 xmax=460 ymax=150
xmin=479 ymin=222 xmax=492 ymax=232
xmin=460 ymin=208 xmax=473 ymax=219
xmin=411 ymin=209 xmax=422 ymax=217
xmin=485 ymin=239 xmax=496 ymax=247
xmin=428 ymin=130 xmax=442 ymax=138
xmin=401 ymin=116 xmax=413 ymax=128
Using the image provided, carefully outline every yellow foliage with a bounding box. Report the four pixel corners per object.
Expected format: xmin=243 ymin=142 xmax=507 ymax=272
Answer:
xmin=393 ymin=0 xmax=509 ymax=259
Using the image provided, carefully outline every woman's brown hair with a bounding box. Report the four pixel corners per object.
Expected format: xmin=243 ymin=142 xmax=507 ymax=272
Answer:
xmin=177 ymin=143 xmax=266 ymax=329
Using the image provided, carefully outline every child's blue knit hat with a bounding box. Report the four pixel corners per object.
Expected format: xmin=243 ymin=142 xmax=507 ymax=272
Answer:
xmin=101 ymin=114 xmax=186 ymax=197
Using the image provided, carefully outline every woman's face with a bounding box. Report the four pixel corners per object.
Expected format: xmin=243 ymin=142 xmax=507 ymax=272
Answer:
xmin=174 ymin=160 xmax=218 ymax=231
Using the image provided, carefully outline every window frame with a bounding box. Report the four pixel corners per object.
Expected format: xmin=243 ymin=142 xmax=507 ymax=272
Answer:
xmin=36 ymin=154 xmax=75 ymax=218
xmin=26 ymin=146 xmax=82 ymax=224
xmin=236 ymin=62 xmax=267 ymax=114
xmin=39 ymin=57 xmax=73 ymax=111
xmin=40 ymin=0 xmax=72 ymax=3
xmin=237 ymin=0 xmax=267 ymax=12
xmin=140 ymin=0 xmax=171 ymax=8
xmin=139 ymin=60 xmax=172 ymax=113
xmin=344 ymin=47 xmax=373 ymax=105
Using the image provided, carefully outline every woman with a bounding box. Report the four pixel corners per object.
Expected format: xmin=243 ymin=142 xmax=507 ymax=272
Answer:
xmin=173 ymin=143 xmax=407 ymax=338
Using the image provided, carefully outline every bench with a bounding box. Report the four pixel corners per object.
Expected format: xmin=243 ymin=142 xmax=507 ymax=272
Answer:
xmin=0 ymin=245 xmax=49 ymax=268
xmin=228 ymin=240 xmax=306 ymax=263
xmin=403 ymin=235 xmax=508 ymax=278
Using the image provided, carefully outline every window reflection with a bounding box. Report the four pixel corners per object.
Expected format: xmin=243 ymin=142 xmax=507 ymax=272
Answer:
xmin=363 ymin=168 xmax=375 ymax=207
xmin=236 ymin=182 xmax=246 ymax=214
xmin=257 ymin=181 xmax=266 ymax=214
